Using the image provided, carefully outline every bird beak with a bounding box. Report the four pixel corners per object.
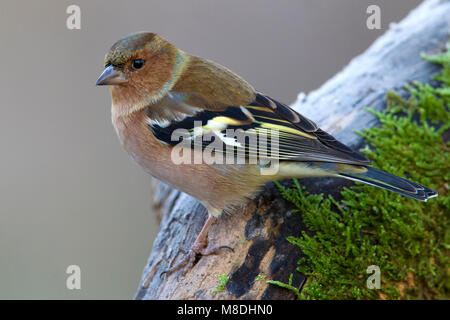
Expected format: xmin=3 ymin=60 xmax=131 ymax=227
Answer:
xmin=96 ymin=65 xmax=128 ymax=86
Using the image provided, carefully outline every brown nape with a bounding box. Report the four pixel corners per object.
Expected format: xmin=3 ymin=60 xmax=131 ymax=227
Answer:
xmin=173 ymin=55 xmax=256 ymax=109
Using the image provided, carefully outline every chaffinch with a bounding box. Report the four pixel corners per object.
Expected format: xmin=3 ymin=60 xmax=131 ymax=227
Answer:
xmin=96 ymin=32 xmax=437 ymax=274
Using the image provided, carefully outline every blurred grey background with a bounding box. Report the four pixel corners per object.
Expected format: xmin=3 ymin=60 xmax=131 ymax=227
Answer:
xmin=0 ymin=0 xmax=421 ymax=299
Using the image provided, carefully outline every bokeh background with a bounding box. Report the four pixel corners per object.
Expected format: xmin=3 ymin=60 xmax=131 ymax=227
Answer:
xmin=0 ymin=0 xmax=422 ymax=299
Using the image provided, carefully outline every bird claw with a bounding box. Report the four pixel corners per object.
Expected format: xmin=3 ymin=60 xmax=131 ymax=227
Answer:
xmin=160 ymin=244 xmax=233 ymax=279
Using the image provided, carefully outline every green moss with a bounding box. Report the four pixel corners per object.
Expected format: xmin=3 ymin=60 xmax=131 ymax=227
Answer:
xmin=267 ymin=274 xmax=301 ymax=298
xmin=255 ymin=274 xmax=267 ymax=281
xmin=211 ymin=273 xmax=229 ymax=294
xmin=269 ymin=45 xmax=450 ymax=299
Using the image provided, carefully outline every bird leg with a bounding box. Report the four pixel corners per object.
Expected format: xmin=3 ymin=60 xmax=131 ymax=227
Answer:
xmin=162 ymin=215 xmax=233 ymax=277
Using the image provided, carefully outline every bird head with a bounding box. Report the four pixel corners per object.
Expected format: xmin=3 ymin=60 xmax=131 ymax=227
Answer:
xmin=96 ymin=32 xmax=188 ymax=115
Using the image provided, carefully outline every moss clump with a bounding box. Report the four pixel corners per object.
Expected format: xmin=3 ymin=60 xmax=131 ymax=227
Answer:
xmin=211 ymin=273 xmax=230 ymax=294
xmin=255 ymin=274 xmax=267 ymax=281
xmin=269 ymin=45 xmax=450 ymax=299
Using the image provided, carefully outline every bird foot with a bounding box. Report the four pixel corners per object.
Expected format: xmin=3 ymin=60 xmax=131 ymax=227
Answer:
xmin=161 ymin=243 xmax=233 ymax=278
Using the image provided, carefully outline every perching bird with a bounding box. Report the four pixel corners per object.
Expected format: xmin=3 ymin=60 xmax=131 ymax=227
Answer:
xmin=96 ymin=32 xmax=437 ymax=274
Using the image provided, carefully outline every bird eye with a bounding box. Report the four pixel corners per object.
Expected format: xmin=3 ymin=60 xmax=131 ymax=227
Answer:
xmin=132 ymin=59 xmax=145 ymax=70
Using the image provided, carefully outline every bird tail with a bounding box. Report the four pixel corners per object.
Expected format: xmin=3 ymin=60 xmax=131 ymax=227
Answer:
xmin=338 ymin=167 xmax=438 ymax=202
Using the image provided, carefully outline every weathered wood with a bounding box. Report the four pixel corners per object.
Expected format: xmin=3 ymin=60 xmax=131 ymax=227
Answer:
xmin=135 ymin=0 xmax=450 ymax=300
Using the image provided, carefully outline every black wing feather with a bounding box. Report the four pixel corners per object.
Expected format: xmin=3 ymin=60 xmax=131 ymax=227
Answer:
xmin=149 ymin=92 xmax=371 ymax=166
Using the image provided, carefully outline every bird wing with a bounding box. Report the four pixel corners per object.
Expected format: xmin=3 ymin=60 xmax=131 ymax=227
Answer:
xmin=148 ymin=92 xmax=371 ymax=166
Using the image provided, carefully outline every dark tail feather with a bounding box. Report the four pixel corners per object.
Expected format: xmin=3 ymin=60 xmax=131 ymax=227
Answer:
xmin=339 ymin=167 xmax=438 ymax=202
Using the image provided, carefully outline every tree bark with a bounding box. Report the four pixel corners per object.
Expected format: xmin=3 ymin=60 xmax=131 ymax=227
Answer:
xmin=135 ymin=0 xmax=450 ymax=300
